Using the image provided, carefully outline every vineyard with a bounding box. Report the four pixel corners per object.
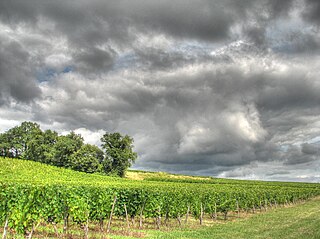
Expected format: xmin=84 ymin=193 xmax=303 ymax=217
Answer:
xmin=1 ymin=157 xmax=320 ymax=238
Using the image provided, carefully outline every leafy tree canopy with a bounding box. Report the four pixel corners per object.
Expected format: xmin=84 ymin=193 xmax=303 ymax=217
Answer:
xmin=0 ymin=122 xmax=138 ymax=177
xmin=101 ymin=132 xmax=137 ymax=177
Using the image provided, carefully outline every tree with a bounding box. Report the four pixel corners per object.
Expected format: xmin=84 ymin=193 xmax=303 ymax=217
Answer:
xmin=0 ymin=133 xmax=11 ymax=157
xmin=51 ymin=132 xmax=84 ymax=167
xmin=69 ymin=144 xmax=104 ymax=173
xmin=101 ymin=132 xmax=137 ymax=177
xmin=24 ymin=129 xmax=58 ymax=163
xmin=0 ymin=122 xmax=42 ymax=158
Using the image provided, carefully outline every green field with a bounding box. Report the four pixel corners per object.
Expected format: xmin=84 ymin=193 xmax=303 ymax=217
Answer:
xmin=147 ymin=196 xmax=320 ymax=239
xmin=1 ymin=157 xmax=320 ymax=238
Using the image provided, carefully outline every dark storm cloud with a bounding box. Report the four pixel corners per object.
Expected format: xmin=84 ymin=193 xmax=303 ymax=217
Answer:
xmin=0 ymin=0 xmax=237 ymax=41
xmin=283 ymin=145 xmax=318 ymax=165
xmin=0 ymin=36 xmax=41 ymax=104
xmin=73 ymin=47 xmax=116 ymax=74
xmin=301 ymin=143 xmax=318 ymax=155
xmin=302 ymin=0 xmax=320 ymax=24
xmin=256 ymin=71 xmax=320 ymax=110
xmin=0 ymin=0 xmax=303 ymax=46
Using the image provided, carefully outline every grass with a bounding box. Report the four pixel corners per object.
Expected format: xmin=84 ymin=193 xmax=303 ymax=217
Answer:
xmin=145 ymin=197 xmax=320 ymax=239
xmin=125 ymin=170 xmax=212 ymax=181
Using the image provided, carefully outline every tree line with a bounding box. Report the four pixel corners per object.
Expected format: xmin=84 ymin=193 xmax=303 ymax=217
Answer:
xmin=0 ymin=122 xmax=137 ymax=177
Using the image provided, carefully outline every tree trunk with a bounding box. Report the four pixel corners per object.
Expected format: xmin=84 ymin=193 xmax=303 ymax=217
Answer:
xmin=164 ymin=212 xmax=169 ymax=226
xmin=99 ymin=218 xmax=104 ymax=232
xmin=224 ymin=211 xmax=228 ymax=220
xmin=236 ymin=200 xmax=240 ymax=218
xmin=177 ymin=215 xmax=182 ymax=227
xmin=214 ymin=203 xmax=217 ymax=220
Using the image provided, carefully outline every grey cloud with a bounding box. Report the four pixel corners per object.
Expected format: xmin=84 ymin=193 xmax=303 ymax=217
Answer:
xmin=73 ymin=47 xmax=116 ymax=74
xmin=266 ymin=171 xmax=290 ymax=176
xmin=0 ymin=37 xmax=41 ymax=104
xmin=1 ymin=0 xmax=320 ymax=180
xmin=254 ymin=70 xmax=320 ymax=111
xmin=266 ymin=0 xmax=294 ymax=17
xmin=302 ymin=0 xmax=320 ymax=24
xmin=244 ymin=26 xmax=267 ymax=46
xmin=129 ymin=0 xmax=236 ymax=42
xmin=283 ymin=145 xmax=318 ymax=165
xmin=301 ymin=143 xmax=318 ymax=155
xmin=34 ymin=47 xmax=320 ymax=173
xmin=0 ymin=0 xmax=298 ymax=45
xmin=273 ymin=32 xmax=320 ymax=55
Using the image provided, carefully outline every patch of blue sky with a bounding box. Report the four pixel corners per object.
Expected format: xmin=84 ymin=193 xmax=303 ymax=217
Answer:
xmin=266 ymin=18 xmax=315 ymax=54
xmin=272 ymin=44 xmax=296 ymax=54
xmin=112 ymin=52 xmax=139 ymax=71
xmin=307 ymin=136 xmax=320 ymax=145
xmin=62 ymin=66 xmax=73 ymax=73
xmin=36 ymin=66 xmax=73 ymax=82
xmin=172 ymin=41 xmax=220 ymax=55
xmin=279 ymin=144 xmax=290 ymax=152
xmin=112 ymin=41 xmax=225 ymax=72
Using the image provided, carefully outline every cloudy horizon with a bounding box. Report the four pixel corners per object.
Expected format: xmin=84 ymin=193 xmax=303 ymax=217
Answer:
xmin=1 ymin=0 xmax=320 ymax=182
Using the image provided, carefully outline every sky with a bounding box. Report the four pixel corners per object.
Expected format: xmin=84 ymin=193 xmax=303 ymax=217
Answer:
xmin=0 ymin=0 xmax=320 ymax=182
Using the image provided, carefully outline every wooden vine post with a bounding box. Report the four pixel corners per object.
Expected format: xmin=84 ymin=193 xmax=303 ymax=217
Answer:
xmin=84 ymin=211 xmax=89 ymax=239
xmin=259 ymin=201 xmax=262 ymax=212
xmin=52 ymin=222 xmax=59 ymax=238
xmin=156 ymin=206 xmax=161 ymax=229
xmin=185 ymin=205 xmax=190 ymax=224
xmin=264 ymin=199 xmax=268 ymax=211
xmin=139 ymin=204 xmax=144 ymax=229
xmin=2 ymin=217 xmax=8 ymax=239
xmin=63 ymin=206 xmax=69 ymax=234
xmin=236 ymin=200 xmax=240 ymax=218
xmin=107 ymin=196 xmax=117 ymax=233
xmin=214 ymin=202 xmax=217 ymax=220
xmin=124 ymin=204 xmax=130 ymax=231
xmin=200 ymin=203 xmax=203 ymax=225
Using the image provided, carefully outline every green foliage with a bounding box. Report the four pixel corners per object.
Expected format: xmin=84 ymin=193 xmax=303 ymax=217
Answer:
xmin=24 ymin=129 xmax=58 ymax=164
xmin=0 ymin=121 xmax=42 ymax=158
xmin=0 ymin=133 xmax=11 ymax=157
xmin=51 ymin=132 xmax=84 ymax=167
xmin=69 ymin=144 xmax=104 ymax=173
xmin=1 ymin=157 xmax=320 ymax=236
xmin=101 ymin=132 xmax=137 ymax=177
xmin=0 ymin=122 xmax=138 ymax=176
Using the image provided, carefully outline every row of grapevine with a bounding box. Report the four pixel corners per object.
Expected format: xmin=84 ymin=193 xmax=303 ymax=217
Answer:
xmin=1 ymin=181 xmax=319 ymax=237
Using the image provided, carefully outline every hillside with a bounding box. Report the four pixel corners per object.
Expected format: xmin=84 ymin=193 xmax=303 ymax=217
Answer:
xmin=1 ymin=157 xmax=320 ymax=238
xmin=1 ymin=156 xmax=316 ymax=187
